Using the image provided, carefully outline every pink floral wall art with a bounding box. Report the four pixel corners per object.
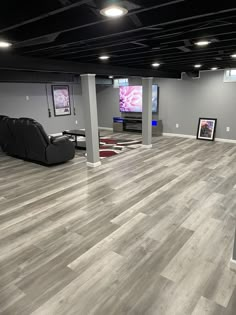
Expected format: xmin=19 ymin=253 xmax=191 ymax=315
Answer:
xmin=119 ymin=86 xmax=143 ymax=112
xmin=119 ymin=85 xmax=158 ymax=112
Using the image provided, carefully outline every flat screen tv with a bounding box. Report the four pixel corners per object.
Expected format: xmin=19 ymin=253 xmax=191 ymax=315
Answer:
xmin=119 ymin=85 xmax=159 ymax=113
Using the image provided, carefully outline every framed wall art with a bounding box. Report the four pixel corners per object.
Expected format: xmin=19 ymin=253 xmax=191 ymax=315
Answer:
xmin=52 ymin=85 xmax=71 ymax=116
xmin=197 ymin=118 xmax=217 ymax=141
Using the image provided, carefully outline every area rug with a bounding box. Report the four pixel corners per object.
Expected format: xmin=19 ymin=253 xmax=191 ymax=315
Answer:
xmin=82 ymin=137 xmax=142 ymax=159
xmin=99 ymin=137 xmax=142 ymax=158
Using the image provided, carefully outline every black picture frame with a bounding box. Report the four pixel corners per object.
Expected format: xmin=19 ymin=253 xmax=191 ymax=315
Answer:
xmin=197 ymin=118 xmax=217 ymax=141
xmin=52 ymin=85 xmax=71 ymax=117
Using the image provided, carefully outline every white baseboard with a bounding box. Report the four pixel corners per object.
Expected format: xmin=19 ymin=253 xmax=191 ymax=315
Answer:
xmin=163 ymin=132 xmax=196 ymax=139
xmin=87 ymin=161 xmax=102 ymax=168
xmin=99 ymin=127 xmax=113 ymax=131
xmin=141 ymin=144 xmax=153 ymax=149
xmin=215 ymin=138 xmax=236 ymax=144
xmin=230 ymin=258 xmax=236 ymax=271
xmin=163 ymin=132 xmax=236 ymax=144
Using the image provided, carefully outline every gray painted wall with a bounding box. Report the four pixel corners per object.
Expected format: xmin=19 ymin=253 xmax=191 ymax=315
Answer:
xmin=97 ymin=70 xmax=236 ymax=140
xmin=1 ymin=70 xmax=236 ymax=139
xmin=0 ymin=82 xmax=85 ymax=134
xmin=96 ymin=85 xmax=120 ymax=128
xmin=157 ymin=70 xmax=236 ymax=140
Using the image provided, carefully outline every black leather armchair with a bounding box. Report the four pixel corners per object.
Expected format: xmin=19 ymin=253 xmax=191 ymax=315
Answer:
xmin=47 ymin=135 xmax=76 ymax=164
xmin=0 ymin=115 xmax=7 ymax=148
xmin=0 ymin=116 xmax=75 ymax=165
xmin=0 ymin=115 xmax=11 ymax=152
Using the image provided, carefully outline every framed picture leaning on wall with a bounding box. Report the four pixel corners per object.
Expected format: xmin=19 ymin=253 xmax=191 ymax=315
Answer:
xmin=52 ymin=85 xmax=71 ymax=116
xmin=197 ymin=118 xmax=217 ymax=141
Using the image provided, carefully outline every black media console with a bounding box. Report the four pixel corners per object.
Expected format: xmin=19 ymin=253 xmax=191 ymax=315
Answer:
xmin=113 ymin=117 xmax=163 ymax=136
xmin=123 ymin=117 xmax=142 ymax=132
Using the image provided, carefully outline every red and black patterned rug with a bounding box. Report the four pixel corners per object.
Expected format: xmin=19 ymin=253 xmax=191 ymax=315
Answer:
xmin=98 ymin=137 xmax=142 ymax=158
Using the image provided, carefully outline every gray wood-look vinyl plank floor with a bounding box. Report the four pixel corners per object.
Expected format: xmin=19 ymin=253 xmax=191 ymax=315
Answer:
xmin=0 ymin=132 xmax=236 ymax=314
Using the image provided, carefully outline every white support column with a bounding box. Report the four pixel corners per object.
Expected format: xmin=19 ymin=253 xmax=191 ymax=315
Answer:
xmin=142 ymin=77 xmax=153 ymax=148
xmin=81 ymin=74 xmax=101 ymax=167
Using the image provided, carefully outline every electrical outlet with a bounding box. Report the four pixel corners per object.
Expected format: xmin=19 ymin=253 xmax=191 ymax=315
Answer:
xmin=75 ymin=120 xmax=78 ymax=125
xmin=226 ymin=126 xmax=230 ymax=132
xmin=26 ymin=96 xmax=29 ymax=101
xmin=176 ymin=123 xmax=179 ymax=128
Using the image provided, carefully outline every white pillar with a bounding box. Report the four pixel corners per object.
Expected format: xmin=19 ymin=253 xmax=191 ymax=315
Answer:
xmin=81 ymin=74 xmax=101 ymax=167
xmin=142 ymin=77 xmax=153 ymax=148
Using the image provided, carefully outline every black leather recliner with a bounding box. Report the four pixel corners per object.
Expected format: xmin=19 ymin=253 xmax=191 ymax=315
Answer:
xmin=0 ymin=115 xmax=11 ymax=152
xmin=0 ymin=116 xmax=75 ymax=165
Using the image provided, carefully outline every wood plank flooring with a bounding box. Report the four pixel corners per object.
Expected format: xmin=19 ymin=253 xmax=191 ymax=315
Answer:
xmin=0 ymin=132 xmax=236 ymax=314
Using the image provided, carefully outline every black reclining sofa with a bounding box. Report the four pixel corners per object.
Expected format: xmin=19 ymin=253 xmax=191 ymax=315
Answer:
xmin=0 ymin=115 xmax=75 ymax=165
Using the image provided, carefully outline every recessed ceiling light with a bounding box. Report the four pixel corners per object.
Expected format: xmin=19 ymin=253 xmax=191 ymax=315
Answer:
xmin=109 ymin=75 xmax=114 ymax=79
xmin=194 ymin=64 xmax=202 ymax=68
xmin=0 ymin=41 xmax=12 ymax=48
xmin=231 ymin=54 xmax=236 ymax=58
xmin=99 ymin=55 xmax=110 ymax=60
xmin=152 ymin=63 xmax=160 ymax=67
xmin=100 ymin=5 xmax=128 ymax=18
xmin=211 ymin=67 xmax=218 ymax=71
xmin=195 ymin=40 xmax=210 ymax=46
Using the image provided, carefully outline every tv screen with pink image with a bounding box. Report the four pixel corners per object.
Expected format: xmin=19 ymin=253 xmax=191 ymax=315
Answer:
xmin=119 ymin=85 xmax=158 ymax=113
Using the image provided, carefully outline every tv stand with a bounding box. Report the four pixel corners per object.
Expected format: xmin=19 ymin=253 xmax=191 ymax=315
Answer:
xmin=124 ymin=116 xmax=140 ymax=119
xmin=113 ymin=117 xmax=163 ymax=136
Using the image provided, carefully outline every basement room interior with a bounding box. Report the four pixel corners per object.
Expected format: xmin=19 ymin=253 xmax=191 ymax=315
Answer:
xmin=1 ymin=1 xmax=236 ymax=314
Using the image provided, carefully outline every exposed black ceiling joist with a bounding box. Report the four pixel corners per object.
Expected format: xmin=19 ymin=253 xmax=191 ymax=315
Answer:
xmin=0 ymin=0 xmax=93 ymax=34
xmin=20 ymin=12 xmax=236 ymax=57
xmin=0 ymin=53 xmax=180 ymax=78
xmin=10 ymin=0 xmax=184 ymax=49
xmin=58 ymin=0 xmax=72 ymax=6
xmin=0 ymin=1 xmax=236 ymax=73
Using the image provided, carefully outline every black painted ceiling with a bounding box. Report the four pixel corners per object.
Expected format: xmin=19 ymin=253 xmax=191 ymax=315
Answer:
xmin=1 ymin=0 xmax=236 ymax=74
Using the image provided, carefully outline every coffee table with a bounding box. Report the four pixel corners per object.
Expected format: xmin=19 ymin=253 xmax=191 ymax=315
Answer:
xmin=62 ymin=129 xmax=100 ymax=149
